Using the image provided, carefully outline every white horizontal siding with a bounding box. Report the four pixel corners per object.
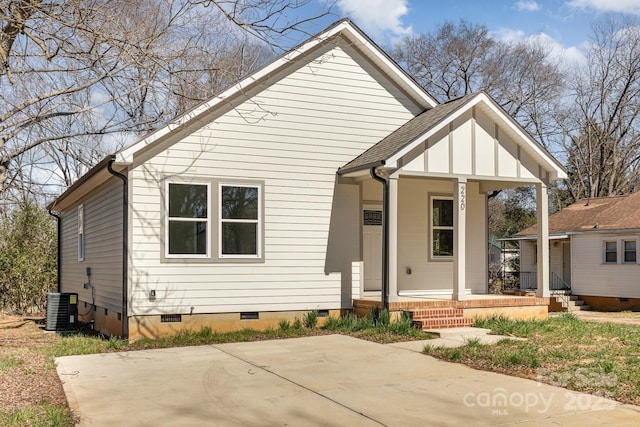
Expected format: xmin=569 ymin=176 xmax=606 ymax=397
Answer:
xmin=550 ymin=243 xmax=563 ymax=278
xmin=60 ymin=178 xmax=123 ymax=312
xmin=129 ymin=40 xmax=420 ymax=315
xmin=396 ymin=179 xmax=486 ymax=293
xmin=571 ymin=233 xmax=640 ymax=298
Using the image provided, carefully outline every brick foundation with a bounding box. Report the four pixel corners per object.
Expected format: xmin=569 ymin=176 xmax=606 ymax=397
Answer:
xmin=578 ymin=295 xmax=640 ymax=312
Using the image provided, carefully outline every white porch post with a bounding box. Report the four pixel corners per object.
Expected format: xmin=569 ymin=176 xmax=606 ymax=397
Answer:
xmin=453 ymin=178 xmax=467 ymax=301
xmin=388 ymin=176 xmax=399 ymax=303
xmin=536 ymin=183 xmax=550 ymax=298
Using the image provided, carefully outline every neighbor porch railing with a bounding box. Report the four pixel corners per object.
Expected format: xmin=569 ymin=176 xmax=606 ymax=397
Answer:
xmin=502 ymin=271 xmax=571 ymax=292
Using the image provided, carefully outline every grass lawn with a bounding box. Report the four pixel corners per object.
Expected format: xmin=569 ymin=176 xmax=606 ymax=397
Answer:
xmin=1 ymin=309 xmax=431 ymax=427
xmin=424 ymin=313 xmax=640 ymax=405
xmin=5 ymin=310 xmax=640 ymax=426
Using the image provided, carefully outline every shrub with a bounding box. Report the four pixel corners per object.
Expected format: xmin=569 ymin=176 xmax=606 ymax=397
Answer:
xmin=303 ymin=310 xmax=318 ymax=329
xmin=0 ymin=203 xmax=57 ymax=314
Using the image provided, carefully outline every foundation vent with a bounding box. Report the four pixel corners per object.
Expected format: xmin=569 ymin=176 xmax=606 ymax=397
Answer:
xmin=160 ymin=314 xmax=182 ymax=323
xmin=240 ymin=312 xmax=259 ymax=320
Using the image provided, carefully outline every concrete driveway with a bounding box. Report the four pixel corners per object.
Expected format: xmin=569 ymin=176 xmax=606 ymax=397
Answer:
xmin=56 ymin=335 xmax=640 ymax=426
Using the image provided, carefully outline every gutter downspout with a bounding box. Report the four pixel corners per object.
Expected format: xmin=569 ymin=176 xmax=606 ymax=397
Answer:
xmin=370 ymin=167 xmax=389 ymax=311
xmin=47 ymin=209 xmax=61 ymax=293
xmin=107 ymin=155 xmax=129 ymax=339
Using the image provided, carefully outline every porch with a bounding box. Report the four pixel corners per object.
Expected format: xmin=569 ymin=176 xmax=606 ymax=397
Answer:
xmin=337 ymin=92 xmax=567 ymax=311
xmin=353 ymin=294 xmax=549 ymax=330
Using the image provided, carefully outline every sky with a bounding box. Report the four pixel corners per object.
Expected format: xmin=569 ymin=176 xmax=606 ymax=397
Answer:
xmin=296 ymin=0 xmax=640 ymax=65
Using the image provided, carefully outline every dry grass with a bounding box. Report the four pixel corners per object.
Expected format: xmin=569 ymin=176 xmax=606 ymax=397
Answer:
xmin=0 ymin=313 xmax=74 ymax=426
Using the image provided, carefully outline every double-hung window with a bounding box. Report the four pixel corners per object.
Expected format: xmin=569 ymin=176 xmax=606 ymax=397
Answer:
xmin=604 ymin=241 xmax=617 ymax=264
xmin=219 ymin=184 xmax=260 ymax=258
xmin=624 ymin=240 xmax=637 ymax=263
xmin=431 ymin=197 xmax=454 ymax=258
xmin=166 ymin=182 xmax=210 ymax=257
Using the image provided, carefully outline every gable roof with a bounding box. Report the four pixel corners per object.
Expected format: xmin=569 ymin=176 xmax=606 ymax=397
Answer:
xmin=115 ymin=19 xmax=438 ymax=164
xmin=337 ymin=91 xmax=566 ymax=180
xmin=50 ymin=19 xmax=437 ymax=211
xmin=517 ymin=191 xmax=640 ymax=236
xmin=338 ymin=94 xmax=473 ymax=174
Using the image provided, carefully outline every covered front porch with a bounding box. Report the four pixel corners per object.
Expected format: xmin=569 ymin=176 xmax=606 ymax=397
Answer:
xmin=337 ymin=92 xmax=567 ymax=311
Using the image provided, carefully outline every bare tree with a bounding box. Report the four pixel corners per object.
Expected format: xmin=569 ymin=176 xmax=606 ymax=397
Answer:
xmin=564 ymin=16 xmax=640 ymax=200
xmin=391 ymin=20 xmax=565 ymax=149
xmin=0 ymin=0 xmax=332 ymax=204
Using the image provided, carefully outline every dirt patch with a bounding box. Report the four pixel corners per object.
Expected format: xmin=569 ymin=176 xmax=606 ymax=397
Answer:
xmin=571 ymin=311 xmax=640 ymax=325
xmin=0 ymin=313 xmax=68 ymax=411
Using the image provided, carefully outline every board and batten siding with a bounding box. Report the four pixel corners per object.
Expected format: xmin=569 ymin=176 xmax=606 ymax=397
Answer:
xmin=401 ymin=108 xmax=544 ymax=181
xmin=571 ymin=233 xmax=640 ymax=298
xmin=60 ymin=177 xmax=123 ymax=312
xmin=128 ymin=40 xmax=423 ymax=315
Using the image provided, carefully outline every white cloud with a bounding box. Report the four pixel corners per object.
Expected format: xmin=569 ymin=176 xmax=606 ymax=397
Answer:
xmin=492 ymin=28 xmax=587 ymax=68
xmin=527 ymin=32 xmax=587 ymax=66
xmin=492 ymin=28 xmax=527 ymax=43
xmin=335 ymin=0 xmax=412 ymax=41
xmin=515 ymin=1 xmax=541 ymax=11
xmin=568 ymin=0 xmax=640 ymax=15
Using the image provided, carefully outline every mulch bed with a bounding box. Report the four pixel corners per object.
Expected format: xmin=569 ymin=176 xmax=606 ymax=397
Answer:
xmin=0 ymin=313 xmax=68 ymax=411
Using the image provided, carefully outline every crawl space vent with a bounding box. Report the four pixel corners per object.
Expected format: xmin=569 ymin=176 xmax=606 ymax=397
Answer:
xmin=160 ymin=314 xmax=182 ymax=323
xmin=240 ymin=312 xmax=259 ymax=320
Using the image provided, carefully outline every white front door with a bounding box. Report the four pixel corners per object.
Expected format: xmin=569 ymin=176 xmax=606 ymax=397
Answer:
xmin=363 ymin=208 xmax=382 ymax=292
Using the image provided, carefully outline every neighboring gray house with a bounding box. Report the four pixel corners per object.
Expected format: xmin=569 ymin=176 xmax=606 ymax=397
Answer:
xmin=49 ymin=20 xmax=566 ymax=338
xmin=516 ymin=192 xmax=640 ymax=311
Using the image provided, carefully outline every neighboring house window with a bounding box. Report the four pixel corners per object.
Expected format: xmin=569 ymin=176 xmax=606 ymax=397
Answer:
xmin=431 ymin=197 xmax=454 ymax=258
xmin=78 ymin=205 xmax=85 ymax=261
xmin=167 ymin=182 xmax=210 ymax=257
xmin=219 ymin=184 xmax=261 ymax=258
xmin=604 ymin=241 xmax=617 ymax=264
xmin=624 ymin=240 xmax=637 ymax=263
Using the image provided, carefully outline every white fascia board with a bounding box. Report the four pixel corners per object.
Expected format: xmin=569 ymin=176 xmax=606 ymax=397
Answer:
xmin=338 ymin=24 xmax=437 ymax=109
xmin=476 ymin=93 xmax=567 ymax=180
xmin=505 ymin=234 xmax=569 ymax=241
xmin=117 ymin=20 xmax=436 ymax=163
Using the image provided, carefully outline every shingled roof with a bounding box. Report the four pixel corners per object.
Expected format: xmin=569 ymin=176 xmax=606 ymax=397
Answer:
xmin=517 ymin=191 xmax=640 ymax=236
xmin=337 ymin=94 xmax=476 ymax=175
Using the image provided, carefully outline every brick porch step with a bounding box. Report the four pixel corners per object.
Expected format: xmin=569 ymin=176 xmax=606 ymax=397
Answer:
xmin=410 ymin=308 xmax=464 ymax=319
xmin=409 ymin=307 xmax=474 ymax=330
xmin=415 ymin=317 xmax=474 ymax=329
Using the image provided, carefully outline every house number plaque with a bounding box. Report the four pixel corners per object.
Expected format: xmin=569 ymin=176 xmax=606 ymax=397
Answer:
xmin=459 ymin=184 xmax=466 ymax=211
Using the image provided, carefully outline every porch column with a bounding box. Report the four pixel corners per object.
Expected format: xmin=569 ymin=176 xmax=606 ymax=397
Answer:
xmin=388 ymin=176 xmax=399 ymax=303
xmin=453 ymin=178 xmax=467 ymax=301
xmin=536 ymin=182 xmax=550 ymax=298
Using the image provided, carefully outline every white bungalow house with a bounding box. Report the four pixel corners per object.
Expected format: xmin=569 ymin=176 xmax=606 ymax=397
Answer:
xmin=48 ymin=20 xmax=566 ymax=338
xmin=516 ymin=192 xmax=640 ymax=311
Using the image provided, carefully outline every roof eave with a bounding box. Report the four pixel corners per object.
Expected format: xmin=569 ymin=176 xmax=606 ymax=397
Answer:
xmin=337 ymin=160 xmax=386 ymax=176
xmin=49 ymin=155 xmax=130 ymax=211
